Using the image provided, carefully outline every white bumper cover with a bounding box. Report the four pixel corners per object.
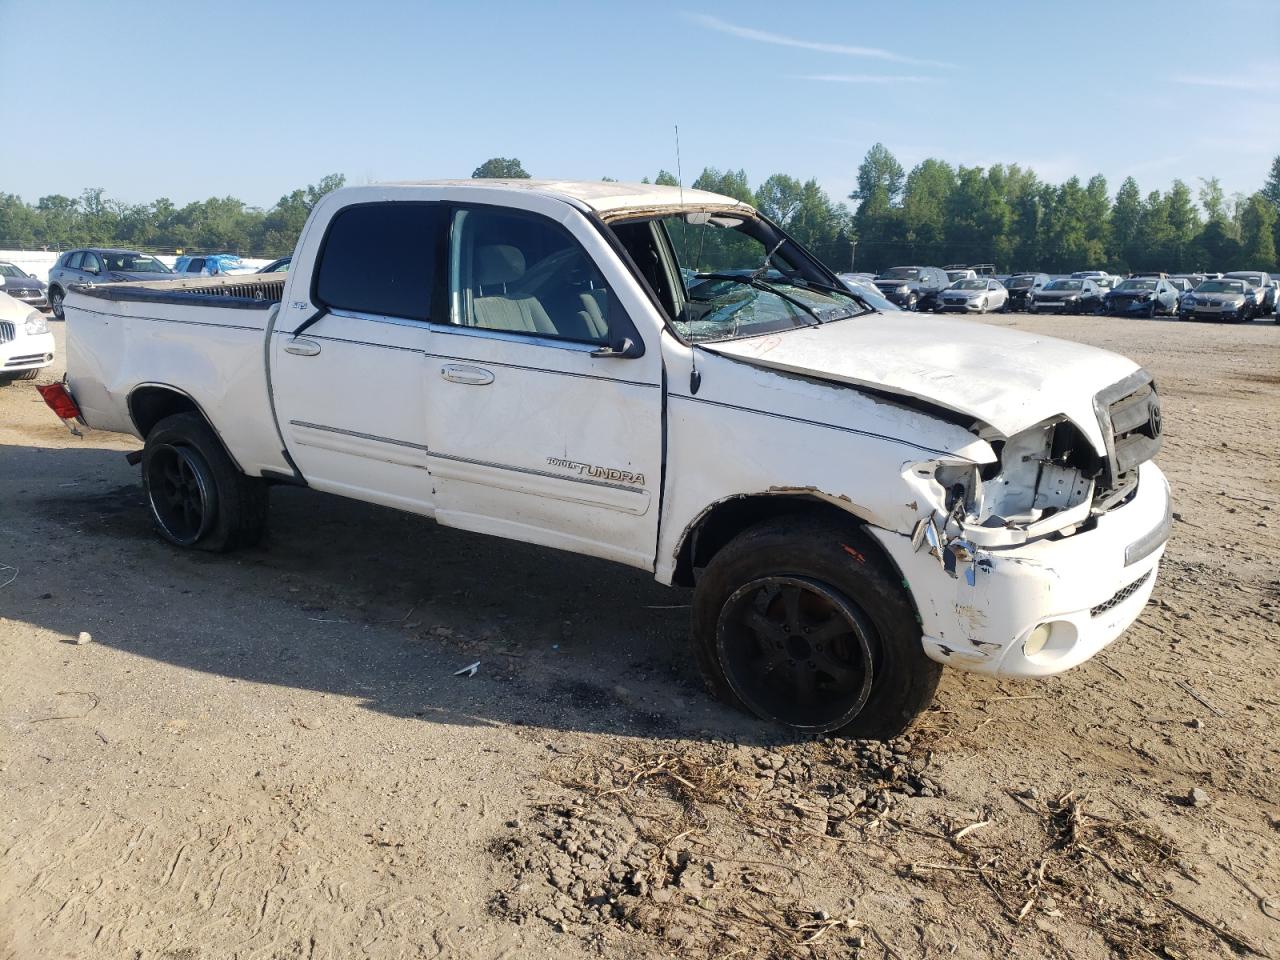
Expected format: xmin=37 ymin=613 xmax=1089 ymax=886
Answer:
xmin=873 ymin=461 xmax=1171 ymax=677
xmin=1 ymin=330 xmax=56 ymax=372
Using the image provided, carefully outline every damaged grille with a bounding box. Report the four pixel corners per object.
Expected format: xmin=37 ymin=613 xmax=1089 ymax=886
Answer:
xmin=1093 ymin=372 xmax=1163 ymax=508
xmin=1090 ymin=571 xmax=1152 ymax=617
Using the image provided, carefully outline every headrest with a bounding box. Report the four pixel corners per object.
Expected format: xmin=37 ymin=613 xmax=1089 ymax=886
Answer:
xmin=476 ymin=245 xmax=525 ymax=286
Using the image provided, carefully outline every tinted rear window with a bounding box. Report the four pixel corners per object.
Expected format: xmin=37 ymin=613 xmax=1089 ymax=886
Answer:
xmin=315 ymin=203 xmax=447 ymax=321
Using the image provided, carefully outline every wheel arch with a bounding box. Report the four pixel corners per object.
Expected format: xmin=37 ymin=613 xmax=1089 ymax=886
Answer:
xmin=670 ymin=492 xmax=906 ymax=591
xmin=128 ymin=384 xmax=245 ymax=472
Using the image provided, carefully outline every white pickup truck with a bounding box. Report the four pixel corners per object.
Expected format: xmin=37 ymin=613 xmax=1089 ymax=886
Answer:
xmin=46 ymin=180 xmax=1171 ymax=738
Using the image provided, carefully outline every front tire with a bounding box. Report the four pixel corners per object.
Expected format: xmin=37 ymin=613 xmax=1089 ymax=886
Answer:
xmin=141 ymin=412 xmax=268 ymax=552
xmin=692 ymin=518 xmax=941 ymax=739
xmin=905 ymin=294 xmax=918 ymax=312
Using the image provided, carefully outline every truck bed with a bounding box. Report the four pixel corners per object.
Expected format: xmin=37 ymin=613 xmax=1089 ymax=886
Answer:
xmin=63 ymin=274 xmax=293 ymax=479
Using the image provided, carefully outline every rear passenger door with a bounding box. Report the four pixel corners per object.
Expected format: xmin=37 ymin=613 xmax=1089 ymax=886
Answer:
xmin=423 ymin=203 xmax=663 ymax=570
xmin=270 ymin=202 xmax=448 ymax=516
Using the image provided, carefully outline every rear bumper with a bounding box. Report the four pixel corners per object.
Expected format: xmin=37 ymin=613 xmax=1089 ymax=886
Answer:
xmin=871 ymin=462 xmax=1171 ymax=678
xmin=0 ymin=332 xmax=56 ymax=371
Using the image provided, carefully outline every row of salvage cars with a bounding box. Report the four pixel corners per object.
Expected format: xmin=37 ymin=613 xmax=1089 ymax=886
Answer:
xmin=840 ymin=264 xmax=1277 ymax=322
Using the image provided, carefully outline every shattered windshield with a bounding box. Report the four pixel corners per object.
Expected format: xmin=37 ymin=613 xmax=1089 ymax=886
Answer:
xmin=653 ymin=212 xmax=869 ymax=344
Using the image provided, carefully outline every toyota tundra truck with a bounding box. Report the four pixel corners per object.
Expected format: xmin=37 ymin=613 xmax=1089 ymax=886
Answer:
xmin=42 ymin=179 xmax=1171 ymax=738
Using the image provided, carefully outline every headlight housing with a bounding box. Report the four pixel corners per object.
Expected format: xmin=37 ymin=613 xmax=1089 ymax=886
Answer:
xmin=24 ymin=311 xmax=49 ymax=335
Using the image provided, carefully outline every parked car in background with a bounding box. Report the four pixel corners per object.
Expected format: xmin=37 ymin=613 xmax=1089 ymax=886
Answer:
xmin=257 ymin=256 xmax=292 ymax=273
xmin=967 ymin=263 xmax=997 ymax=277
xmin=1103 ymin=277 xmax=1179 ymax=317
xmin=1178 ymin=278 xmax=1257 ymax=323
xmin=836 ymin=273 xmax=901 ymax=311
xmin=1029 ymin=278 xmax=1104 ymax=314
xmin=173 ymin=253 xmax=251 ymax=277
xmin=946 ymin=268 xmax=976 ymax=284
xmin=1072 ymin=270 xmax=1116 ymax=291
xmin=1223 ymin=271 xmax=1275 ymax=315
xmin=1004 ymin=273 xmax=1050 ymax=312
xmin=938 ymin=277 xmax=1007 ymax=314
xmin=873 ymin=265 xmax=950 ymax=311
xmin=0 ymin=290 xmax=55 ymax=383
xmin=47 ymin=248 xmax=175 ymax=319
xmin=0 ymin=261 xmax=50 ymax=311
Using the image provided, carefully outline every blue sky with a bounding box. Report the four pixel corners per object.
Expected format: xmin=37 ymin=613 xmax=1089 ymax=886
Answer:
xmin=2 ymin=0 xmax=1276 ymax=210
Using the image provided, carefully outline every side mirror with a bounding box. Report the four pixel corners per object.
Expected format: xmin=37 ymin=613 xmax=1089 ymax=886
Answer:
xmin=590 ymin=337 xmax=643 ymax=359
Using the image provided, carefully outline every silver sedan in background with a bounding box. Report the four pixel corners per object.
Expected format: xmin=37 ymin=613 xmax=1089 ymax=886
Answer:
xmin=937 ymin=277 xmax=1007 ymax=313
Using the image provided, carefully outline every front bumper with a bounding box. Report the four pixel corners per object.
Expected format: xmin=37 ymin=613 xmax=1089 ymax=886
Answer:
xmin=1181 ymin=306 xmax=1243 ymax=321
xmin=871 ymin=461 xmax=1171 ymax=678
xmin=1105 ymin=298 xmax=1153 ymax=315
xmin=6 ymin=290 xmax=50 ymax=310
xmin=1029 ymin=299 xmax=1079 ymax=313
xmin=939 ymin=298 xmax=984 ymax=312
xmin=1 ymin=331 xmax=56 ymax=372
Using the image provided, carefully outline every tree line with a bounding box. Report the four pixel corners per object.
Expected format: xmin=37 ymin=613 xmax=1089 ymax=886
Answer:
xmin=4 ymin=153 xmax=1279 ymax=274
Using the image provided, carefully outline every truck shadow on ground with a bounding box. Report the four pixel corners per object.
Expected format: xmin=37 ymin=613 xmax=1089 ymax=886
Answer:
xmin=4 ymin=444 xmax=774 ymax=745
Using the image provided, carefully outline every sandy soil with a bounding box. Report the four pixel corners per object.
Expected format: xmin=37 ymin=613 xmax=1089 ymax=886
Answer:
xmin=2 ymin=314 xmax=1278 ymax=960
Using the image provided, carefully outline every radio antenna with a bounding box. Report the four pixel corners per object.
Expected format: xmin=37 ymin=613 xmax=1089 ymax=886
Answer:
xmin=675 ymin=124 xmax=702 ymax=395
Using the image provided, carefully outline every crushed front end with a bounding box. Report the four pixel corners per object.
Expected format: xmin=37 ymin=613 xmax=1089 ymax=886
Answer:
xmin=875 ymin=371 xmax=1170 ymax=676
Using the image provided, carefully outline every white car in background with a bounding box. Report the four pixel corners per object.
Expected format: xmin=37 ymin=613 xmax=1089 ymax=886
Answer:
xmin=0 ymin=290 xmax=56 ymax=383
xmin=938 ymin=277 xmax=1008 ymax=313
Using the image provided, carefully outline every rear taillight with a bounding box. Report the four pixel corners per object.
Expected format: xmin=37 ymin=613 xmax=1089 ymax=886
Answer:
xmin=37 ymin=382 xmax=82 ymax=421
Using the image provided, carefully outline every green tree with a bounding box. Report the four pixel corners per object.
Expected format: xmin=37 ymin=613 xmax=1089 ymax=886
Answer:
xmin=654 ymin=170 xmax=679 ymax=186
xmin=1110 ymin=177 xmax=1142 ymax=270
xmin=1239 ymin=192 xmax=1278 ymax=269
xmin=692 ymin=167 xmax=753 ymax=203
xmin=901 ymin=159 xmax=955 ymax=265
xmin=1261 ymin=155 xmax=1280 ymax=209
xmin=471 ymin=157 xmax=530 ymax=179
xmin=755 ymin=174 xmax=805 ymax=227
xmin=850 ymin=144 xmax=906 ymax=269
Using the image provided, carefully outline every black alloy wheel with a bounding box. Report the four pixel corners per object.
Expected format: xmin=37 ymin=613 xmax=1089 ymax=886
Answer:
xmin=144 ymin=442 xmax=216 ymax=546
xmin=716 ymin=576 xmax=874 ymax=732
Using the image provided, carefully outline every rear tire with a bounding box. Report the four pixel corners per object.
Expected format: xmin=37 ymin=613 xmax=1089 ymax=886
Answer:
xmin=141 ymin=412 xmax=268 ymax=552
xmin=49 ymin=287 xmax=65 ymax=320
xmin=692 ymin=517 xmax=941 ymax=740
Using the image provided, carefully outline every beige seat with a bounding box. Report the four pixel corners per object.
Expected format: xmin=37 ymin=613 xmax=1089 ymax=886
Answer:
xmin=471 ymin=245 xmax=557 ymax=335
xmin=576 ymin=290 xmax=609 ymax=341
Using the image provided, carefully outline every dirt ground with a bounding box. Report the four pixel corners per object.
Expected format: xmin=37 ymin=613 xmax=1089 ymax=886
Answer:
xmin=2 ymin=313 xmax=1278 ymax=960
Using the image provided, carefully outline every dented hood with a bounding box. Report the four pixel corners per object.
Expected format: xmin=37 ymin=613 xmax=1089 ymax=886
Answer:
xmin=701 ymin=313 xmax=1140 ymax=448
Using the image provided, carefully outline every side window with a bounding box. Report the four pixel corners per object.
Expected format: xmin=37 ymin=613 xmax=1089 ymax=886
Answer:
xmin=449 ymin=206 xmax=612 ymax=344
xmin=82 ymin=252 xmax=102 ymax=274
xmin=314 ymin=202 xmax=447 ymax=322
xmin=67 ymin=252 xmax=84 ymax=270
xmin=189 ymin=258 xmax=206 ymax=273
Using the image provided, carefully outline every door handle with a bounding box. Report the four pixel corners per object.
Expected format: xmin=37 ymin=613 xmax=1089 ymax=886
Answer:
xmin=441 ymin=364 xmax=494 ymax=385
xmin=284 ymin=337 xmax=322 ymax=357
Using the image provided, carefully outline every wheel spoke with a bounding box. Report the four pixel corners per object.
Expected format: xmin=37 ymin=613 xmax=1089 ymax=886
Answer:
xmin=743 ymin=609 xmax=786 ymax=646
xmin=811 ymin=648 xmax=856 ymax=686
xmin=794 ymin=666 xmax=817 ymax=701
xmin=808 ymin=613 xmax=852 ymax=645
xmin=781 ymin=585 xmax=803 ymax=633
